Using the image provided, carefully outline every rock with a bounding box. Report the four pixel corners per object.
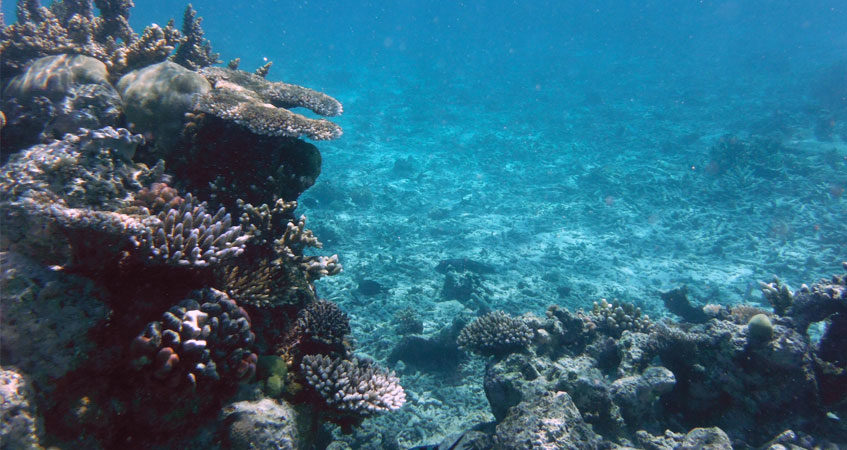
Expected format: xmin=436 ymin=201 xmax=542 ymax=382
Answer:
xmin=492 ymin=391 xmax=602 ymax=449
xmin=0 ymin=368 xmax=43 ymax=450
xmin=222 ymin=398 xmax=312 ymax=450
xmin=679 ymin=427 xmax=732 ymax=450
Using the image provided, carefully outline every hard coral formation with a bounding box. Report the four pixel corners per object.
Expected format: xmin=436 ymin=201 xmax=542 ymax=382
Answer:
xmin=1 ymin=54 xmax=122 ymax=153
xmin=170 ymin=4 xmax=219 ymax=71
xmin=0 ymin=0 xmax=181 ymax=81
xmin=457 ymin=310 xmax=533 ymax=358
xmin=132 ymin=288 xmax=258 ymax=388
xmin=196 ymin=66 xmax=342 ymax=140
xmin=0 ymin=126 xmax=156 ymax=265
xmin=296 ymin=299 xmax=351 ymax=349
xmin=585 ymin=298 xmax=653 ymax=338
xmin=133 ymin=192 xmax=249 ymax=267
xmin=300 ymin=354 xmax=406 ymax=418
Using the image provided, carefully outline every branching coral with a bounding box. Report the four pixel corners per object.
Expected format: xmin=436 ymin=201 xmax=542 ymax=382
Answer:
xmin=274 ymin=214 xmax=342 ymax=281
xmin=300 ymin=354 xmax=405 ymax=417
xmin=457 ymin=311 xmax=533 ymax=357
xmin=584 ymin=298 xmax=653 ymax=339
xmin=170 ymin=4 xmax=218 ymax=71
xmin=131 ymin=288 xmax=258 ymax=388
xmin=296 ymin=299 xmax=351 ymax=348
xmin=132 ymin=192 xmax=249 ymax=267
xmin=0 ymin=0 xmax=181 ymax=81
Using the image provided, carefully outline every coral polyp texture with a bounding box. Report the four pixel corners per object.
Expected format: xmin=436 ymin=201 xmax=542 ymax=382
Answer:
xmin=457 ymin=310 xmax=533 ymax=357
xmin=132 ymin=288 xmax=258 ymax=388
xmin=296 ymin=299 xmax=352 ymax=348
xmin=133 ymin=192 xmax=249 ymax=267
xmin=300 ymin=354 xmax=406 ymax=417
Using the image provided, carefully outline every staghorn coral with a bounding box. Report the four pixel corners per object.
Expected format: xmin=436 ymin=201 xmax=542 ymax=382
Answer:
xmin=300 ymin=354 xmax=405 ymax=417
xmin=585 ymin=298 xmax=653 ymax=339
xmin=170 ymin=4 xmax=218 ymax=71
xmin=0 ymin=0 xmax=182 ymax=81
xmin=131 ymin=288 xmax=258 ymax=388
xmin=457 ymin=311 xmax=532 ymax=358
xmin=195 ymin=66 xmax=342 ymax=141
xmin=296 ymin=299 xmax=351 ymax=349
xmin=238 ymin=198 xmax=299 ymax=248
xmin=132 ymin=192 xmax=250 ymax=267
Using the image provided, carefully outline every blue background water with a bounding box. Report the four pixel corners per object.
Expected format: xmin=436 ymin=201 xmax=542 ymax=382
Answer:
xmin=4 ymin=1 xmax=847 ymax=445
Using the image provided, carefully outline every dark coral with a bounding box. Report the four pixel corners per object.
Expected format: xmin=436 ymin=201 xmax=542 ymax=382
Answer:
xmin=296 ymin=299 xmax=351 ymax=349
xmin=457 ymin=311 xmax=533 ymax=358
xmin=131 ymin=288 xmax=258 ymax=388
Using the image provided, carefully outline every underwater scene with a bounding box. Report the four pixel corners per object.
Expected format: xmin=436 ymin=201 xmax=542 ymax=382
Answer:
xmin=1 ymin=0 xmax=846 ymax=448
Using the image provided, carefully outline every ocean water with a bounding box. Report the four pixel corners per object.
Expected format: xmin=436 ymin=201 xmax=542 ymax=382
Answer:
xmin=2 ymin=0 xmax=847 ymax=447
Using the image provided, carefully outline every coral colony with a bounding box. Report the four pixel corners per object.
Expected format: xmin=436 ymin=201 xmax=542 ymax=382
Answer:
xmin=0 ymin=1 xmax=845 ymax=449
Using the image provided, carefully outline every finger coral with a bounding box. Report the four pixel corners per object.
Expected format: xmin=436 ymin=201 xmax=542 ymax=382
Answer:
xmin=132 ymin=192 xmax=250 ymax=267
xmin=300 ymin=354 xmax=405 ymax=417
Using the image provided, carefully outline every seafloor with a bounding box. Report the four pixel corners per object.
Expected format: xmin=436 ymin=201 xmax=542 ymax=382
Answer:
xmin=0 ymin=1 xmax=846 ymax=449
xmin=304 ymin=53 xmax=847 ymax=448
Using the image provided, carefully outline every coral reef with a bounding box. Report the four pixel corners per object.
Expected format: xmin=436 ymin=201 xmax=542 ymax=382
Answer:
xmin=0 ymin=0 xmax=181 ymax=81
xmin=0 ymin=126 xmax=156 ymax=266
xmin=0 ymin=2 xmax=367 ymax=447
xmin=443 ymin=263 xmax=847 ymax=449
xmin=457 ymin=311 xmax=533 ymax=358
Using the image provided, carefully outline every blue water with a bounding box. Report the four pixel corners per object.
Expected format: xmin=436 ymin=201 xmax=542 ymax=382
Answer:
xmin=4 ymin=1 xmax=847 ymax=446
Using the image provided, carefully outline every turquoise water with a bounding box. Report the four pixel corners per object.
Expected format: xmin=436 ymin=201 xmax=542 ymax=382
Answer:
xmin=2 ymin=1 xmax=847 ymax=447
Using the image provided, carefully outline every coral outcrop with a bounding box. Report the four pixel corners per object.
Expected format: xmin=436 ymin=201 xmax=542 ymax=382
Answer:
xmin=0 ymin=1 xmax=375 ymax=447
